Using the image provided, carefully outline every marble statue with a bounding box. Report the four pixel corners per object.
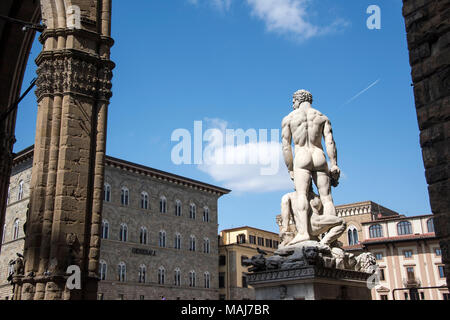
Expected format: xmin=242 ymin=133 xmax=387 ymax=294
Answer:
xmin=244 ymin=90 xmax=378 ymax=277
xmin=281 ymin=89 xmax=344 ymax=247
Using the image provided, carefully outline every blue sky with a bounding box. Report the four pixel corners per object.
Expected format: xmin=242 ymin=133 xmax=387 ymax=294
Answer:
xmin=15 ymin=0 xmax=430 ymax=234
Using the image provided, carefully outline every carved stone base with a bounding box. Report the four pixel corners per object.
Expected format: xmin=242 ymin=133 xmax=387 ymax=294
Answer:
xmin=247 ymin=266 xmax=372 ymax=300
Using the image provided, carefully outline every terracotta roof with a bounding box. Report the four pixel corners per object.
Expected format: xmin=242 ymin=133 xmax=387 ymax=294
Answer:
xmin=220 ymin=226 xmax=279 ymax=236
xmin=362 ymin=214 xmax=434 ymax=224
xmin=362 ymin=233 xmax=437 ymax=245
xmin=342 ymin=244 xmax=364 ymax=251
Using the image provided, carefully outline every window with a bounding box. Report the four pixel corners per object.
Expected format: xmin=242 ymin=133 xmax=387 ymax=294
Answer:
xmin=404 ymin=292 xmax=409 ymax=300
xmin=438 ymin=266 xmax=445 ymax=278
xmin=174 ymin=268 xmax=181 ymax=286
xmin=242 ymin=275 xmax=248 ymax=288
xmin=369 ymin=224 xmax=383 ymax=238
xmin=219 ymin=255 xmax=226 ymax=266
xmin=257 ymin=237 xmax=264 ymax=246
xmin=379 ymin=268 xmax=385 ymax=281
xmin=118 ymin=262 xmax=126 ymax=282
xmin=265 ymin=238 xmax=273 ymax=248
xmin=140 ymin=295 xmax=145 ymax=300
xmin=249 ymin=235 xmax=256 ymax=244
xmin=158 ymin=267 xmax=165 ymax=285
xmin=118 ymin=294 xmax=125 ymax=300
xmin=203 ymin=207 xmax=210 ymax=222
xmin=204 ymin=272 xmax=210 ymax=289
xmin=120 ymin=187 xmax=129 ymax=206
xmin=174 ymin=233 xmax=181 ymax=250
xmin=273 ymin=240 xmax=279 ymax=249
xmin=175 ymin=200 xmax=182 ymax=216
xmin=18 ymin=181 xmax=24 ymax=201
xmin=237 ymin=234 xmax=246 ymax=244
xmin=189 ymin=203 xmax=196 ymax=219
xmin=189 ymin=271 xmax=196 ymax=287
xmin=119 ymin=224 xmax=128 ymax=242
xmin=406 ymin=267 xmax=415 ymax=280
xmin=241 ymin=256 xmax=249 ymax=267
xmin=159 ymin=196 xmax=167 ymax=213
xmin=444 ymin=293 xmax=450 ymax=300
xmin=219 ymin=273 xmax=225 ymax=288
xmin=189 ymin=235 xmax=196 ymax=251
xmin=141 ymin=192 xmax=149 ymax=210
xmin=427 ymin=218 xmax=435 ymax=233
xmin=397 ymin=221 xmax=412 ymax=235
xmin=101 ymin=220 xmax=109 ymax=239
xmin=375 ymin=253 xmax=383 ymax=261
xmin=13 ymin=219 xmax=19 ymax=240
xmin=99 ymin=260 xmax=107 ymax=280
xmin=6 ymin=187 xmax=10 ymax=205
xmin=404 ymin=250 xmax=413 ymax=258
xmin=347 ymin=226 xmax=358 ymax=245
xmin=140 ymin=227 xmax=148 ymax=244
xmin=138 ymin=265 xmax=146 ymax=283
xmin=420 ymin=292 xmax=425 ymax=300
xmin=380 ymin=295 xmax=388 ymax=300
xmin=159 ymin=231 xmax=166 ymax=248
xmin=203 ymin=238 xmax=210 ymax=254
xmin=103 ymin=183 xmax=111 ymax=202
xmin=97 ymin=293 xmax=104 ymax=300
xmin=435 ymin=248 xmax=442 ymax=256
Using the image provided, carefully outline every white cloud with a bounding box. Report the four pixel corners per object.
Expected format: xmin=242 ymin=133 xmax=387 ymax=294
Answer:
xmin=198 ymin=118 xmax=293 ymax=193
xmin=187 ymin=0 xmax=348 ymax=41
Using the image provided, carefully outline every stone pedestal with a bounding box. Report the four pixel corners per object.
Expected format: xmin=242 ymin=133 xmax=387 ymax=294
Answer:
xmin=247 ymin=266 xmax=372 ymax=300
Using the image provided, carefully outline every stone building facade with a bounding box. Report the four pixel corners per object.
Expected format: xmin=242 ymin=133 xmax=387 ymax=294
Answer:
xmin=218 ymin=226 xmax=280 ymax=300
xmin=0 ymin=148 xmax=230 ymax=300
xmin=401 ymin=0 xmax=450 ymax=288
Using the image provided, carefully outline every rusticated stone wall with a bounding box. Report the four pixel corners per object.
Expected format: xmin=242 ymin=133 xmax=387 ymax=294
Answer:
xmin=402 ymin=0 xmax=450 ymax=288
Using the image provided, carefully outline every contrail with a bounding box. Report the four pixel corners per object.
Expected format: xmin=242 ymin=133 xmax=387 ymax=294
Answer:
xmin=343 ymin=79 xmax=380 ymax=106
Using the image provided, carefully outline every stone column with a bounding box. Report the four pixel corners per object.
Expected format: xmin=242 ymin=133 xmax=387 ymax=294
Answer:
xmin=401 ymin=0 xmax=450 ymax=289
xmin=15 ymin=0 xmax=114 ymax=300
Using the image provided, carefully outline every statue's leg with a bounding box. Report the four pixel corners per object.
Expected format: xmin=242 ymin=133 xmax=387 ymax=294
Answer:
xmin=314 ymin=171 xmax=336 ymax=216
xmin=318 ymin=216 xmax=346 ymax=246
xmin=288 ymin=169 xmax=312 ymax=245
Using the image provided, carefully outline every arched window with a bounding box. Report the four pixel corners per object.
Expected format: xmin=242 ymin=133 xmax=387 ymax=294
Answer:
xmin=103 ymin=183 xmax=111 ymax=202
xmin=121 ymin=187 xmax=129 ymax=206
xmin=190 ymin=235 xmax=196 ymax=252
xmin=174 ymin=268 xmax=181 ymax=286
xmin=347 ymin=226 xmax=358 ymax=246
xmin=175 ymin=200 xmax=182 ymax=216
xmin=18 ymin=181 xmax=24 ymax=201
xmin=101 ymin=220 xmax=109 ymax=239
xmin=140 ymin=227 xmax=148 ymax=244
xmin=174 ymin=233 xmax=181 ymax=250
xmin=159 ymin=230 xmax=166 ymax=248
xmin=189 ymin=271 xmax=196 ymax=287
xmin=427 ymin=218 xmax=435 ymax=233
xmin=159 ymin=196 xmax=167 ymax=213
xmin=189 ymin=203 xmax=196 ymax=219
xmin=141 ymin=192 xmax=149 ymax=210
xmin=204 ymin=272 xmax=210 ymax=289
xmin=99 ymin=260 xmax=107 ymax=280
xmin=203 ymin=238 xmax=210 ymax=254
xmin=369 ymin=224 xmax=383 ymax=238
xmin=118 ymin=262 xmax=126 ymax=282
xmin=138 ymin=264 xmax=147 ymax=283
xmin=158 ymin=267 xmax=165 ymax=285
xmin=119 ymin=223 xmax=128 ymax=242
xmin=13 ymin=219 xmax=20 ymax=240
xmin=7 ymin=187 xmax=10 ymax=205
xmin=203 ymin=207 xmax=210 ymax=222
xmin=397 ymin=221 xmax=413 ymax=235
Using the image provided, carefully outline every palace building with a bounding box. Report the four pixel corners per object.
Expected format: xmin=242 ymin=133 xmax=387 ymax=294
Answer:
xmin=218 ymin=226 xmax=280 ymax=300
xmin=0 ymin=147 xmax=230 ymax=300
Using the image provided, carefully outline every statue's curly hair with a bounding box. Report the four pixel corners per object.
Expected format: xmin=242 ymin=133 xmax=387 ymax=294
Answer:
xmin=293 ymin=90 xmax=313 ymax=105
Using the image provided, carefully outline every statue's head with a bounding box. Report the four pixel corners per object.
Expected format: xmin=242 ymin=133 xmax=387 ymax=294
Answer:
xmin=293 ymin=90 xmax=313 ymax=109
